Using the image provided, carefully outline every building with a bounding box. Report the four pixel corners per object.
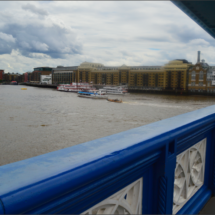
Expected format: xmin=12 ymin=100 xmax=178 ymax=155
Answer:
xmin=24 ymin=73 xmax=28 ymax=82
xmin=31 ymin=67 xmax=52 ymax=82
xmin=50 ymin=61 xmax=192 ymax=93
xmin=77 ymin=62 xmax=165 ymax=89
xmin=17 ymin=74 xmax=24 ymax=83
xmin=163 ymin=59 xmax=192 ymax=91
xmin=188 ymin=52 xmax=209 ymax=93
xmin=52 ymin=66 xmax=78 ymax=84
xmin=0 ymin=70 xmax=4 ymax=81
xmin=206 ymin=66 xmax=215 ymax=94
xmin=3 ymin=73 xmax=19 ymax=82
xmin=128 ymin=65 xmax=163 ymax=90
xmin=75 ymin=61 xmax=192 ymax=92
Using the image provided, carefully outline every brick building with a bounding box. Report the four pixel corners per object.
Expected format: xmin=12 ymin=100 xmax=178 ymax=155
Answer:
xmin=0 ymin=70 xmax=4 ymax=81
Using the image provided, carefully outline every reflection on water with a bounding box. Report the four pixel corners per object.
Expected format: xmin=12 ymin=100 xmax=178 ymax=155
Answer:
xmin=1 ymin=85 xmax=215 ymax=166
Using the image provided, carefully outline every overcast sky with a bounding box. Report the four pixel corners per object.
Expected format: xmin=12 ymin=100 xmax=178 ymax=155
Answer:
xmin=0 ymin=1 xmax=215 ymax=74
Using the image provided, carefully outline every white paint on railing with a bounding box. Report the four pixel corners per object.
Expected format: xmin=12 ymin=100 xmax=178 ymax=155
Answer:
xmin=83 ymin=178 xmax=143 ymax=214
xmin=173 ymin=138 xmax=206 ymax=214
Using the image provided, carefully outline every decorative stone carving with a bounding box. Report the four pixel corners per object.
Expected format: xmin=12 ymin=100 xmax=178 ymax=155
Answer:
xmin=83 ymin=178 xmax=143 ymax=214
xmin=173 ymin=139 xmax=206 ymax=214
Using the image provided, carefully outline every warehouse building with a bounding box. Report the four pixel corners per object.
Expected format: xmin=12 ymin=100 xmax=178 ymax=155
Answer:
xmin=52 ymin=66 xmax=78 ymax=84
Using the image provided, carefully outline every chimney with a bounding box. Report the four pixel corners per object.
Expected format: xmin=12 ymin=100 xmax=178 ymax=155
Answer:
xmin=197 ymin=51 xmax=200 ymax=63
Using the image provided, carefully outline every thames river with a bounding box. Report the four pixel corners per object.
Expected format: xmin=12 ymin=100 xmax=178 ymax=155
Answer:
xmin=1 ymin=85 xmax=215 ymax=166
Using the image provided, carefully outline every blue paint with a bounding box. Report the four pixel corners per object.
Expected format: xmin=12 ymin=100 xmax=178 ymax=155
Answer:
xmin=0 ymin=105 xmax=215 ymax=214
xmin=177 ymin=185 xmax=211 ymax=214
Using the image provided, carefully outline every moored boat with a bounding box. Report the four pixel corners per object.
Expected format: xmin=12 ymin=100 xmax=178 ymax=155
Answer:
xmin=78 ymin=91 xmax=108 ymax=99
xmin=57 ymin=83 xmax=96 ymax=92
xmin=101 ymin=86 xmax=127 ymax=95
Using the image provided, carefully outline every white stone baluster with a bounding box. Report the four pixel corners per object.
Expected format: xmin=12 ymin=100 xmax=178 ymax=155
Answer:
xmin=83 ymin=178 xmax=143 ymax=215
xmin=173 ymin=138 xmax=206 ymax=214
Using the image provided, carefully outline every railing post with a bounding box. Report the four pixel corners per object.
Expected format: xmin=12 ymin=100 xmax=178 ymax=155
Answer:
xmin=158 ymin=141 xmax=176 ymax=214
xmin=209 ymin=128 xmax=215 ymax=196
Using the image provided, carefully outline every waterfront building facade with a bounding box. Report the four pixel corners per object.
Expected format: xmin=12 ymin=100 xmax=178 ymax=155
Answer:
xmin=3 ymin=73 xmax=19 ymax=82
xmin=74 ymin=60 xmax=192 ymax=92
xmin=31 ymin=67 xmax=52 ymax=83
xmin=188 ymin=60 xmax=209 ymax=93
xmin=163 ymin=60 xmax=192 ymax=91
xmin=17 ymin=74 xmax=24 ymax=83
xmin=128 ymin=66 xmax=163 ymax=90
xmin=206 ymin=66 xmax=215 ymax=93
xmin=12 ymin=51 xmax=215 ymax=95
xmin=52 ymin=66 xmax=78 ymax=84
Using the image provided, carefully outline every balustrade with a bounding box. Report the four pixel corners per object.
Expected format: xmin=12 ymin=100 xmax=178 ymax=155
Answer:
xmin=0 ymin=106 xmax=215 ymax=214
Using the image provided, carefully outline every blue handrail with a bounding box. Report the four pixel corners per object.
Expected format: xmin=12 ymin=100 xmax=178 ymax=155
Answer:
xmin=1 ymin=105 xmax=215 ymax=214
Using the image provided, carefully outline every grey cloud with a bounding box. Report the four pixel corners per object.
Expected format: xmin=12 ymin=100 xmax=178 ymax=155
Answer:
xmin=22 ymin=4 xmax=48 ymax=16
xmin=120 ymin=51 xmax=131 ymax=57
xmin=0 ymin=23 xmax=83 ymax=59
xmin=0 ymin=32 xmax=16 ymax=43
xmin=135 ymin=36 xmax=170 ymax=43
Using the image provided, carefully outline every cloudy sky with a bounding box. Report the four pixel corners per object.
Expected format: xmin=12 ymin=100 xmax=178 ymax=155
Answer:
xmin=0 ymin=1 xmax=215 ymax=74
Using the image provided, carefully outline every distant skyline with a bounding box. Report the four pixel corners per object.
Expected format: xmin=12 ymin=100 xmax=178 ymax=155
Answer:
xmin=0 ymin=1 xmax=215 ymax=74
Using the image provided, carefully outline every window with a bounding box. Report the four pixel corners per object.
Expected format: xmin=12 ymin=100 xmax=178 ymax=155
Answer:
xmin=199 ymin=82 xmax=203 ymax=86
xmin=191 ymin=82 xmax=195 ymax=86
xmin=199 ymin=71 xmax=203 ymax=80
xmin=191 ymin=71 xmax=196 ymax=80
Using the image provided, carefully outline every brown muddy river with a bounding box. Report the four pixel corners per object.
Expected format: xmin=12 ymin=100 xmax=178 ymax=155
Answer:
xmin=1 ymin=85 xmax=215 ymax=166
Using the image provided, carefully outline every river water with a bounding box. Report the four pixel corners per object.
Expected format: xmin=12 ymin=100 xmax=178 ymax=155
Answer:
xmin=1 ymin=85 xmax=215 ymax=166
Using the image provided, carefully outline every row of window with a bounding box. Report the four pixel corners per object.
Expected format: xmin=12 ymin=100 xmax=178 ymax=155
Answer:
xmin=190 ymin=82 xmax=205 ymax=86
xmin=191 ymin=71 xmax=204 ymax=79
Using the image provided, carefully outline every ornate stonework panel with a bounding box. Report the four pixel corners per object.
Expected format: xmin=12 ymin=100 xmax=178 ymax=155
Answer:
xmin=83 ymin=178 xmax=143 ymax=214
xmin=173 ymin=139 xmax=206 ymax=214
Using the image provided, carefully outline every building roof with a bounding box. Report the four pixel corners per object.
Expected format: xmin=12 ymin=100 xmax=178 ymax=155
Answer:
xmin=172 ymin=1 xmax=215 ymax=39
xmin=53 ymin=66 xmax=78 ymax=73
xmin=34 ymin=67 xmax=52 ymax=69
xmin=175 ymin=59 xmax=190 ymax=64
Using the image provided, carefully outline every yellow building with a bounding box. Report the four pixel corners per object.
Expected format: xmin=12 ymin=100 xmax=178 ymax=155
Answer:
xmin=163 ymin=60 xmax=192 ymax=91
xmin=77 ymin=63 xmax=166 ymax=90
xmin=128 ymin=66 xmax=164 ymax=90
xmin=62 ymin=60 xmax=193 ymax=93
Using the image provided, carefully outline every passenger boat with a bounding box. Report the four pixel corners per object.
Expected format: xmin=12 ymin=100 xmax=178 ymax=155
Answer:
xmin=57 ymin=83 xmax=96 ymax=92
xmin=101 ymin=86 xmax=127 ymax=95
xmin=57 ymin=84 xmax=70 ymax=91
xmin=77 ymin=91 xmax=108 ymax=99
xmin=107 ymin=98 xmax=122 ymax=103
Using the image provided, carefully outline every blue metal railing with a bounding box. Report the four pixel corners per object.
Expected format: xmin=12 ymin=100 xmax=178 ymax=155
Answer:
xmin=1 ymin=105 xmax=215 ymax=214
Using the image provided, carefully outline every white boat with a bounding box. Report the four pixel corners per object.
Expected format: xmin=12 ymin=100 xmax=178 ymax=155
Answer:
xmin=57 ymin=83 xmax=96 ymax=92
xmin=77 ymin=91 xmax=108 ymax=99
xmin=57 ymin=84 xmax=70 ymax=91
xmin=101 ymin=86 xmax=128 ymax=95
